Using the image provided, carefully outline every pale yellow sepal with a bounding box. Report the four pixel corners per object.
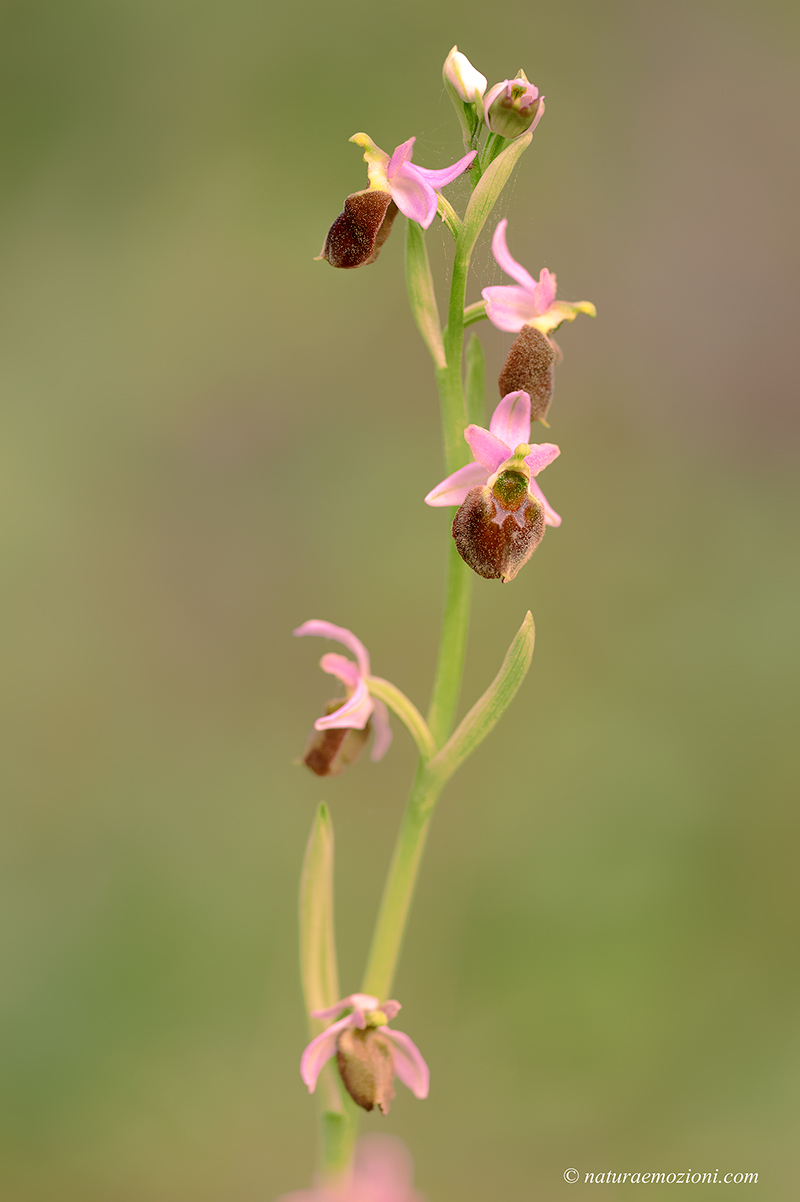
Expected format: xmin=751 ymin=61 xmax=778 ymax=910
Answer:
xmin=349 ymin=132 xmax=390 ymax=191
xmin=526 ymin=299 xmax=597 ymax=335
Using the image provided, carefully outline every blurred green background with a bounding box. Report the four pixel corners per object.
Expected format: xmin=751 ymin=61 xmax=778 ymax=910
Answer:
xmin=1 ymin=0 xmax=798 ymax=1198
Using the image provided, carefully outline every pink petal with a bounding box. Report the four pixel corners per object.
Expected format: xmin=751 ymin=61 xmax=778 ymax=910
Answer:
xmin=382 ymin=1028 xmax=430 ymax=1099
xmin=294 ymin=620 xmax=371 ymax=677
xmin=407 ymin=149 xmax=476 ymax=189
xmin=523 ymin=442 xmax=560 ymax=477
xmin=370 ymin=698 xmax=393 ymax=761
xmin=481 ymin=284 xmax=541 ymax=332
xmin=529 ymin=477 xmax=561 ymax=527
xmin=464 ymin=424 xmax=511 ymax=472
xmin=533 ymin=267 xmax=557 ymax=314
xmin=387 ymin=137 xmax=416 ymax=176
xmin=381 ymin=1000 xmax=402 ymax=1020
xmin=529 ymin=95 xmax=545 ymax=133
xmin=300 ymin=1015 xmax=354 ymax=1092
xmin=489 ymin=391 xmax=531 ymax=448
xmin=482 ymin=80 xmax=507 ymax=126
xmin=424 ymin=461 xmax=489 ymax=507
xmin=490 ymin=219 xmax=539 ymax=293
xmin=319 ymin=652 xmax=361 ymax=690
xmin=315 ymin=678 xmax=374 ymax=731
xmin=389 ymin=167 xmax=438 ymax=228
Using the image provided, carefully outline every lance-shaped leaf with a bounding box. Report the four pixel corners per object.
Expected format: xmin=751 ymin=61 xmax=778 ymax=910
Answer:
xmin=405 ymin=218 xmax=446 ymax=369
xmin=465 ymin=333 xmax=486 ymax=425
xmin=457 ymin=131 xmax=533 ymax=268
xmin=427 ymin=611 xmax=535 ymax=783
xmin=299 ymin=803 xmax=340 ymax=1030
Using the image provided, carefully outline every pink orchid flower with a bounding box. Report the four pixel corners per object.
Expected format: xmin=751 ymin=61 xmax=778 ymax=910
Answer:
xmin=424 ymin=391 xmax=562 ymax=527
xmin=301 ymin=992 xmax=429 ymax=1115
xmin=277 ymin=1134 xmax=423 ymax=1202
xmin=294 ymin=621 xmax=392 ymax=761
xmin=482 ymin=218 xmax=596 ymax=334
xmin=350 ymin=133 xmax=475 ymax=230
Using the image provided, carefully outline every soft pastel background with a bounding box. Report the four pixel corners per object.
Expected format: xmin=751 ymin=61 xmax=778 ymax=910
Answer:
xmin=2 ymin=0 xmax=798 ymax=1198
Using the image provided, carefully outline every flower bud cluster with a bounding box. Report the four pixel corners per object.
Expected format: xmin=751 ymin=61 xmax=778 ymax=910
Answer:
xmin=444 ymin=47 xmax=545 ymax=141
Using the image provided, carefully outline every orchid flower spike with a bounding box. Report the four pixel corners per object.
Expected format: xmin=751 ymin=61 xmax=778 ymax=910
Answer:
xmin=277 ymin=1134 xmax=423 ymax=1202
xmin=425 ymin=392 xmax=561 ymax=582
xmin=482 ymin=218 xmax=596 ymax=334
xmin=300 ymin=993 xmax=430 ymax=1115
xmin=293 ymin=621 xmax=392 ymax=776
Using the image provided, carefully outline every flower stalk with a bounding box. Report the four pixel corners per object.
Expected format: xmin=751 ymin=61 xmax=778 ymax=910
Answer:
xmin=293 ymin=48 xmax=596 ymax=1191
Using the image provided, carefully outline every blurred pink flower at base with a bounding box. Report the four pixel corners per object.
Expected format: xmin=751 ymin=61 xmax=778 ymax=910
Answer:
xmin=277 ymin=1134 xmax=423 ymax=1202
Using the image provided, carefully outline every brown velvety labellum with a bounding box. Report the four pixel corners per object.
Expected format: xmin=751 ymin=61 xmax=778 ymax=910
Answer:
xmin=336 ymin=1027 xmax=396 ymax=1114
xmin=320 ymin=190 xmax=399 ymax=268
xmin=303 ymin=703 xmax=371 ymax=776
xmin=498 ymin=326 xmax=556 ymax=421
xmin=452 ymin=485 xmax=546 ymax=583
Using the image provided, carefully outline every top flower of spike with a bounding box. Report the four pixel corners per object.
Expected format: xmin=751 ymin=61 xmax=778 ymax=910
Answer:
xmin=350 ymin=134 xmax=475 ymax=230
xmin=482 ymin=219 xmax=596 ymax=334
xmin=319 ymin=135 xmax=475 ymax=268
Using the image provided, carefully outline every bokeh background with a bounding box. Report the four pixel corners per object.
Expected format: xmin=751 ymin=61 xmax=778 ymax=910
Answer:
xmin=2 ymin=0 xmax=799 ymax=1198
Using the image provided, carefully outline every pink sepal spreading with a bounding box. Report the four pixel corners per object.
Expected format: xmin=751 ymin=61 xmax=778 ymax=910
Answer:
xmin=424 ymin=391 xmax=562 ymax=527
xmin=293 ymin=621 xmax=392 ymax=761
xmin=482 ymin=219 xmax=596 ymax=334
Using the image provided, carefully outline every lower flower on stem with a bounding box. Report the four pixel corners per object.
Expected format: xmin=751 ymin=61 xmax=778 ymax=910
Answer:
xmin=277 ymin=1134 xmax=423 ymax=1202
xmin=294 ymin=621 xmax=392 ymax=776
xmin=301 ymin=993 xmax=429 ymax=1115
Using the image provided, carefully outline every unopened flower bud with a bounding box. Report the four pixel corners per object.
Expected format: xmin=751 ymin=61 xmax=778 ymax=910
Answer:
xmin=452 ymin=449 xmax=547 ymax=583
xmin=484 ymin=71 xmax=544 ymax=139
xmin=302 ymin=701 xmax=372 ymax=776
xmin=337 ymin=1025 xmax=396 ymax=1114
xmin=498 ymin=326 xmax=557 ymax=422
xmin=443 ymin=46 xmax=487 ymax=105
xmin=318 ymin=189 xmax=399 ymax=269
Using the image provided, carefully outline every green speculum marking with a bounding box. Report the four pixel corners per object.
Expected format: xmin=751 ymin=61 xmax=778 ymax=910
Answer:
xmin=492 ymin=469 xmax=529 ymax=511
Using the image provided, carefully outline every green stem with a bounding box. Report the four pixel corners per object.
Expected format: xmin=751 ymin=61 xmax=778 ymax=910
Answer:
xmin=318 ymin=1068 xmax=361 ymax=1186
xmin=436 ymin=193 xmax=462 ymax=240
xmin=480 ymin=131 xmax=508 ymax=171
xmin=427 ymin=220 xmax=475 ymax=742
xmin=463 ymin=300 xmax=488 ymax=328
xmin=366 ymin=676 xmax=436 ymax=760
xmin=426 ymin=541 xmax=472 ymax=747
xmin=361 ymin=762 xmax=444 ymax=999
xmin=361 ymin=228 xmax=475 ymax=1000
